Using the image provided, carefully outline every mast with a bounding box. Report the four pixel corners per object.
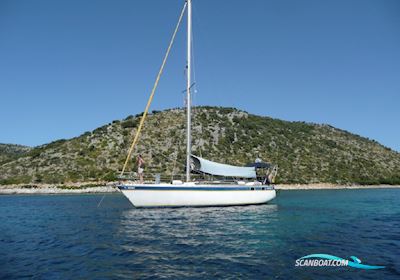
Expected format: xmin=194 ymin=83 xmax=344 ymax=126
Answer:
xmin=185 ymin=0 xmax=192 ymax=182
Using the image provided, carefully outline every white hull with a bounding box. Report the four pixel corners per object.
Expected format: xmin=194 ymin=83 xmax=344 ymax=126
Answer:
xmin=118 ymin=184 xmax=276 ymax=207
xmin=117 ymin=2 xmax=279 ymax=209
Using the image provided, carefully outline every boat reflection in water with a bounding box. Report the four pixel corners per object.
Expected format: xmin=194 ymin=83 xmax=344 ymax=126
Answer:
xmin=116 ymin=204 xmax=279 ymax=276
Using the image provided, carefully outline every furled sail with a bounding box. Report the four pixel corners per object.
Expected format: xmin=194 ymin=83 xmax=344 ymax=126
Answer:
xmin=191 ymin=155 xmax=257 ymax=178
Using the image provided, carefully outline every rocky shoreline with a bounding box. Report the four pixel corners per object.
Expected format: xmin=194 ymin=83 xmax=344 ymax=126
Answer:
xmin=0 ymin=182 xmax=119 ymax=195
xmin=0 ymin=182 xmax=399 ymax=195
xmin=275 ymin=183 xmax=400 ymax=190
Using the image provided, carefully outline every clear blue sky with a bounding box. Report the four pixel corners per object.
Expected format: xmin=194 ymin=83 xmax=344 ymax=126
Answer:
xmin=1 ymin=0 xmax=399 ymax=151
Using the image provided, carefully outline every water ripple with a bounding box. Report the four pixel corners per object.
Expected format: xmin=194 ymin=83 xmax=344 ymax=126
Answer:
xmin=0 ymin=189 xmax=399 ymax=279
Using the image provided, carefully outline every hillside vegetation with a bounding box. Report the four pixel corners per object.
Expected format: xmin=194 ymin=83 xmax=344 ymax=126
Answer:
xmin=0 ymin=144 xmax=32 ymax=165
xmin=1 ymin=107 xmax=399 ymax=185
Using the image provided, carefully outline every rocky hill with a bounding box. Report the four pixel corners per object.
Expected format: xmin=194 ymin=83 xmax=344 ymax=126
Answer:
xmin=0 ymin=144 xmax=32 ymax=165
xmin=1 ymin=107 xmax=399 ymax=185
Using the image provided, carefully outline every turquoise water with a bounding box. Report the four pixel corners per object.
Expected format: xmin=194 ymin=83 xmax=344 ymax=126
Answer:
xmin=1 ymin=189 xmax=399 ymax=279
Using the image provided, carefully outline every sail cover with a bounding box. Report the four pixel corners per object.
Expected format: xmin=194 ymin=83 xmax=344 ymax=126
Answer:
xmin=191 ymin=155 xmax=257 ymax=178
xmin=246 ymin=162 xmax=273 ymax=169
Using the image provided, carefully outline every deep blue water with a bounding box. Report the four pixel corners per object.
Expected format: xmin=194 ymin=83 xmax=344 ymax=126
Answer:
xmin=1 ymin=189 xmax=399 ymax=279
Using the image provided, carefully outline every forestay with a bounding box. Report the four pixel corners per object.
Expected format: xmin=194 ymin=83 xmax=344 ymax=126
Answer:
xmin=191 ymin=155 xmax=257 ymax=178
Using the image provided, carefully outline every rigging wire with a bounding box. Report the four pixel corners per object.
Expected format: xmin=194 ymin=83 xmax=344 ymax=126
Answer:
xmin=190 ymin=15 xmax=205 ymax=158
xmin=97 ymin=193 xmax=106 ymax=208
xmin=120 ymin=2 xmax=187 ymax=176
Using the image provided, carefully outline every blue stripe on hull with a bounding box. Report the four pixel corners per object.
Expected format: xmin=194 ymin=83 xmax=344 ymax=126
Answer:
xmin=118 ymin=185 xmax=274 ymax=191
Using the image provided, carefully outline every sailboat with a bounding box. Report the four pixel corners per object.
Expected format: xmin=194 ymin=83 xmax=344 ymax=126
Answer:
xmin=117 ymin=0 xmax=276 ymax=207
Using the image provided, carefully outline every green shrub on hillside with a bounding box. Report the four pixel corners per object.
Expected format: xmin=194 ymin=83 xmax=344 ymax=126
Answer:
xmin=121 ymin=119 xmax=138 ymax=129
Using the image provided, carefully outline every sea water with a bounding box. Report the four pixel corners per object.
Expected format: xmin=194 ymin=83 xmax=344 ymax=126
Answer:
xmin=1 ymin=189 xmax=399 ymax=279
